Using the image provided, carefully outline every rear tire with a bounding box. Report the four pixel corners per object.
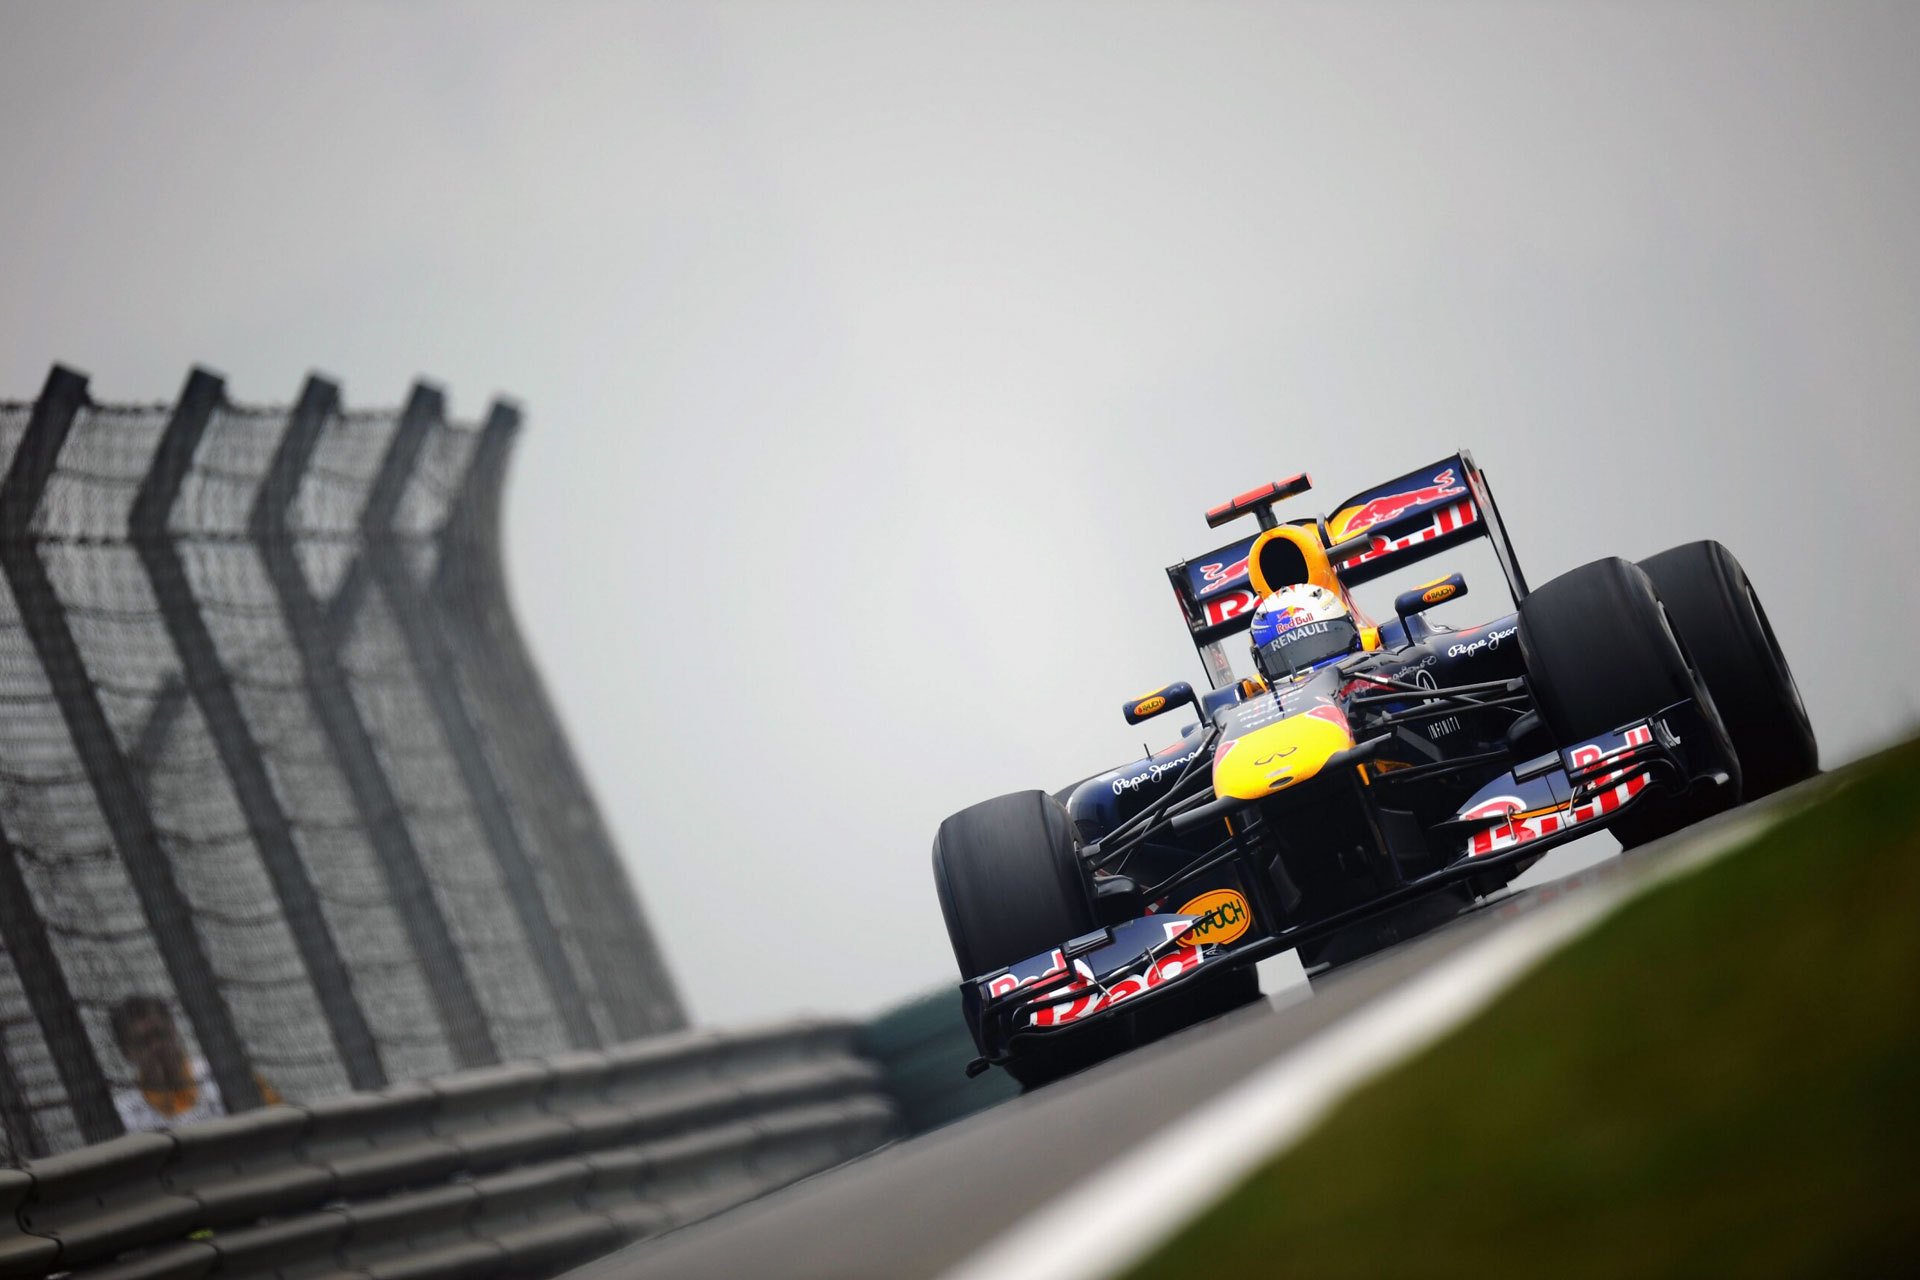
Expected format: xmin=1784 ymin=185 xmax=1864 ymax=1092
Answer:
xmin=1518 ymin=558 xmax=1738 ymax=846
xmin=932 ymin=791 xmax=1107 ymax=1088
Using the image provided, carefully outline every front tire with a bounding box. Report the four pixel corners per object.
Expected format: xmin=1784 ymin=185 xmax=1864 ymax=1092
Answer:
xmin=1633 ymin=540 xmax=1817 ymax=799
xmin=932 ymin=791 xmax=1110 ymax=1087
xmin=1518 ymin=557 xmax=1739 ymax=845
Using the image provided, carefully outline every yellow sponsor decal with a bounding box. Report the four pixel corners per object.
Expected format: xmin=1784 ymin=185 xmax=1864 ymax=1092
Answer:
xmin=1212 ymin=707 xmax=1354 ymax=801
xmin=1177 ymin=889 xmax=1251 ymax=947
xmin=1134 ymin=695 xmax=1166 ymax=717
xmin=1422 ymin=583 xmax=1455 ymax=605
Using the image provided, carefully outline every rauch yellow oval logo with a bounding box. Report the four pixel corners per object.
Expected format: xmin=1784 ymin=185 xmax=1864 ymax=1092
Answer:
xmin=1422 ymin=584 xmax=1455 ymax=604
xmin=1134 ymin=696 xmax=1166 ymax=716
xmin=1175 ymin=889 xmax=1251 ymax=946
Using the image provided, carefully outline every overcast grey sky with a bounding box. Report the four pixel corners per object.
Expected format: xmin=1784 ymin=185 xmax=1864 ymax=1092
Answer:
xmin=3 ymin=1 xmax=1917 ymax=1026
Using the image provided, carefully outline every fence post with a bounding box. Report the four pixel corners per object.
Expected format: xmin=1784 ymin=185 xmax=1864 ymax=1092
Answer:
xmin=0 ymin=1019 xmax=47 ymax=1160
xmin=248 ymin=375 xmax=497 ymax=1069
xmin=361 ymin=385 xmax=600 ymax=1049
xmin=125 ymin=679 xmax=189 ymax=789
xmin=129 ymin=367 xmax=387 ymax=1092
xmin=0 ymin=364 xmax=260 ymax=1114
xmin=434 ymin=403 xmax=685 ymax=1037
xmin=0 ymin=822 xmax=115 ymax=1150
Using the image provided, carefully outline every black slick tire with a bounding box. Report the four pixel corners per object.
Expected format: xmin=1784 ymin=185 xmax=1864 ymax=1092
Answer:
xmin=932 ymin=791 xmax=1110 ymax=1088
xmin=1633 ymin=540 xmax=1817 ymax=799
xmin=1517 ymin=557 xmax=1739 ymax=846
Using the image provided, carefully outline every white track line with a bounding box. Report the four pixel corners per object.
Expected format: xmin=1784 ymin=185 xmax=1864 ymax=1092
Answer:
xmin=939 ymin=805 xmax=1784 ymax=1280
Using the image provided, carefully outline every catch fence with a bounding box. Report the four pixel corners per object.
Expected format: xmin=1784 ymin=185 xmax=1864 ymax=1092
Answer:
xmin=0 ymin=365 xmax=682 ymax=1162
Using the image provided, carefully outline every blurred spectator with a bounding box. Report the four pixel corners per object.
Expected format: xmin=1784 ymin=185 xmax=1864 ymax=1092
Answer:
xmin=109 ymin=996 xmax=280 ymax=1133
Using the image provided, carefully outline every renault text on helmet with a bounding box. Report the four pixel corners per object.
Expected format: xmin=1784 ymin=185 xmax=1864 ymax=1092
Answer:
xmin=1248 ymin=584 xmax=1361 ymax=680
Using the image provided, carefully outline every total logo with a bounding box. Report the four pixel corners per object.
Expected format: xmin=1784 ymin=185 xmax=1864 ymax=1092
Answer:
xmin=1176 ymin=889 xmax=1251 ymax=946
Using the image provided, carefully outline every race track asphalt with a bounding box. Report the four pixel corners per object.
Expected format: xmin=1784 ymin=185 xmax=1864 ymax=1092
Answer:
xmin=566 ymin=834 xmax=1660 ymax=1280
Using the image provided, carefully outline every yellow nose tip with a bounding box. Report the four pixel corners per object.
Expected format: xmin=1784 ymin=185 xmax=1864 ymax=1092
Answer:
xmin=1213 ymin=710 xmax=1355 ymax=801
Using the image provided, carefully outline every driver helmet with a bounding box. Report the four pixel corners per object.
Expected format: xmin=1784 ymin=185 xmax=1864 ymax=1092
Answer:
xmin=1249 ymin=584 xmax=1362 ymax=680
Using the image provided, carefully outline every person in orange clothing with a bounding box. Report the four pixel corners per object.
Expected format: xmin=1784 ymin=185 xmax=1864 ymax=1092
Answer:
xmin=108 ymin=995 xmax=280 ymax=1133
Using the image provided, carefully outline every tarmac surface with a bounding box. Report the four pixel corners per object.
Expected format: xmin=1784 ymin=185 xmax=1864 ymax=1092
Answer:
xmin=569 ymin=835 xmax=1653 ymax=1280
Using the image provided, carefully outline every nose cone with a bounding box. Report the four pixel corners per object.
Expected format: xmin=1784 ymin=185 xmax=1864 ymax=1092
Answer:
xmin=1212 ymin=705 xmax=1354 ymax=801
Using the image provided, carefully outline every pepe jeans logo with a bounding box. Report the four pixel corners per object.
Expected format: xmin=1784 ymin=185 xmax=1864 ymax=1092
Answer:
xmin=1111 ymin=749 xmax=1201 ymax=795
xmin=1447 ymin=625 xmax=1517 ymax=659
xmin=1176 ymin=889 xmax=1251 ymax=946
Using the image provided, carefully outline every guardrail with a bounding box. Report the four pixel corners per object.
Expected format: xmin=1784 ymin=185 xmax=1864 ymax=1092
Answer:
xmin=861 ymin=991 xmax=1017 ymax=1137
xmin=0 ymin=1020 xmax=895 ymax=1280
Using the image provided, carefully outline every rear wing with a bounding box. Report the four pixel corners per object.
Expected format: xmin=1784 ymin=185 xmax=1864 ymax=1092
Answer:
xmin=1165 ymin=451 xmax=1529 ymax=687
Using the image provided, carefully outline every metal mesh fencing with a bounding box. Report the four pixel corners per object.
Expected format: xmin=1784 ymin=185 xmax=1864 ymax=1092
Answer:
xmin=430 ymin=407 xmax=682 ymax=1042
xmin=0 ymin=365 xmax=684 ymax=1161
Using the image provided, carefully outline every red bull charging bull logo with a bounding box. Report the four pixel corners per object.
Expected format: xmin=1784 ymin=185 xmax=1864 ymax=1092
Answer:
xmin=1335 ymin=499 xmax=1479 ymax=571
xmin=1328 ymin=468 xmax=1467 ymax=543
xmin=1196 ymin=553 xmax=1251 ymax=597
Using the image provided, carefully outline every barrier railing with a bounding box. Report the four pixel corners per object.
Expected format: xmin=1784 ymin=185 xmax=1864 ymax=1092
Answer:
xmin=0 ymin=1020 xmax=895 ymax=1280
xmin=861 ymin=990 xmax=1017 ymax=1137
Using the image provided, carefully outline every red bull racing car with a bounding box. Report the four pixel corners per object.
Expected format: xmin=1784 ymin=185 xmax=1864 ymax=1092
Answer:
xmin=932 ymin=452 xmax=1816 ymax=1086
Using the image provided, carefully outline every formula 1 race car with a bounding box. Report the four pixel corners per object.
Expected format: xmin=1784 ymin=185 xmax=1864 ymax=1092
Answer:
xmin=932 ymin=452 xmax=1817 ymax=1086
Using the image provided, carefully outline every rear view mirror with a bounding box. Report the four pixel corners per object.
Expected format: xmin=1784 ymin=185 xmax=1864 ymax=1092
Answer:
xmin=1122 ymin=681 xmax=1202 ymax=726
xmin=1395 ymin=572 xmax=1467 ymax=627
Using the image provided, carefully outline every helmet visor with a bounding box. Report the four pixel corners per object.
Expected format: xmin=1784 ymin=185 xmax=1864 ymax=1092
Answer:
xmin=1254 ymin=616 xmax=1360 ymax=679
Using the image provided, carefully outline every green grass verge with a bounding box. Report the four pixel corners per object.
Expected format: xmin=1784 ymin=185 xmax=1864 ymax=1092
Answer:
xmin=1129 ymin=739 xmax=1920 ymax=1278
